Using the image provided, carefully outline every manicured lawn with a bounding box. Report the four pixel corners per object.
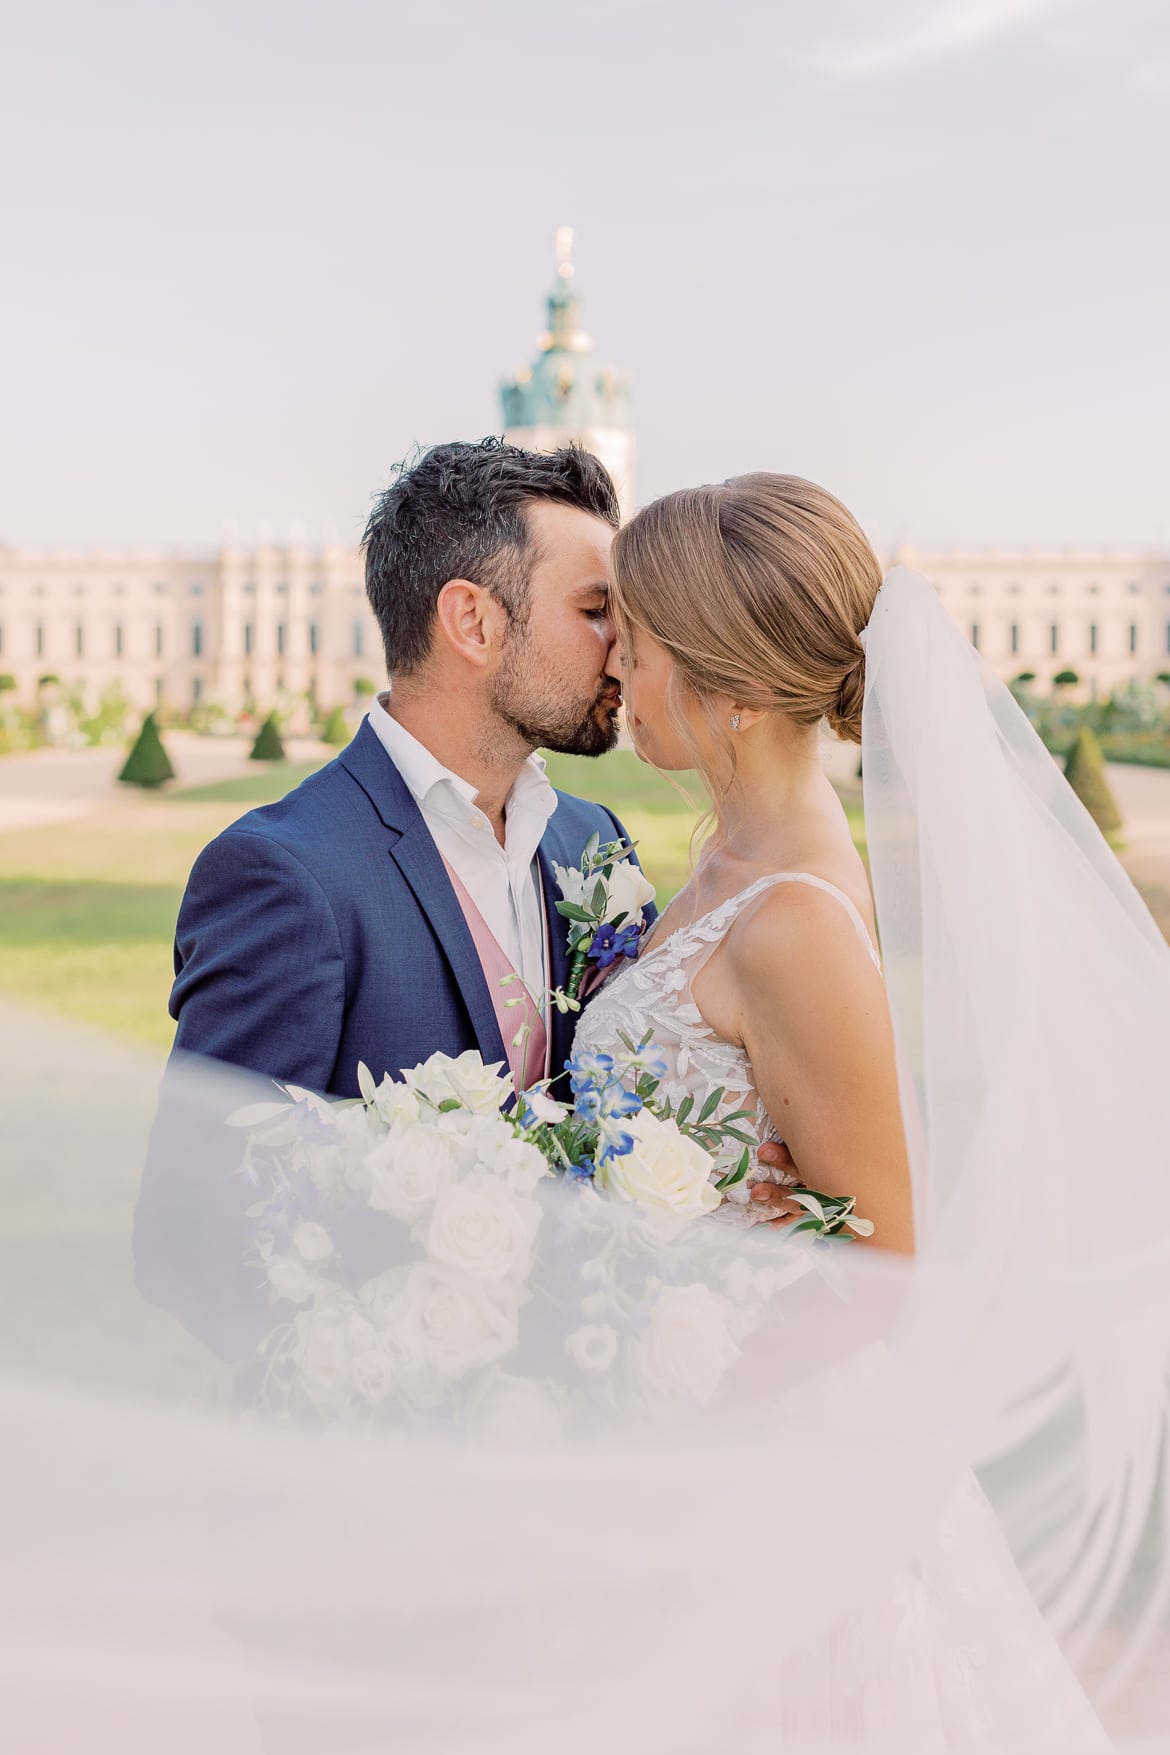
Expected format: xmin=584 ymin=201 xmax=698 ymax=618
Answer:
xmin=0 ymin=749 xmax=723 ymax=1048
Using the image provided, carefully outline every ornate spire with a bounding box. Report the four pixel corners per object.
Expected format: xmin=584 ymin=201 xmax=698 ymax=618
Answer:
xmin=541 ymin=225 xmax=589 ymax=354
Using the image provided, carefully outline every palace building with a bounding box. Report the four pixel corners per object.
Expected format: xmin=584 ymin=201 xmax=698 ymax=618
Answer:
xmin=0 ymin=237 xmax=1164 ymax=714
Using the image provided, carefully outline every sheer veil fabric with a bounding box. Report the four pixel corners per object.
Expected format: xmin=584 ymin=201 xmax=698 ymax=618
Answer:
xmin=2 ymin=567 xmax=1170 ymax=1751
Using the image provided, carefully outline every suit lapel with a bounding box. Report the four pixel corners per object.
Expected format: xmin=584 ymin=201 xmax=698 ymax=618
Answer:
xmin=536 ymin=839 xmax=576 ymax=1087
xmin=387 ymin=821 xmax=509 ymax=1072
xmin=339 ymin=722 xmax=508 ymax=1072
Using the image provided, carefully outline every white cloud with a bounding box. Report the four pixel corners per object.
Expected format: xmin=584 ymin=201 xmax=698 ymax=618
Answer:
xmin=796 ymin=0 xmax=1082 ymax=81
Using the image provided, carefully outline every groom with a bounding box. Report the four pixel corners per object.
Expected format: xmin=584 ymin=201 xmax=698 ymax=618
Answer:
xmin=166 ymin=437 xmax=642 ymax=1098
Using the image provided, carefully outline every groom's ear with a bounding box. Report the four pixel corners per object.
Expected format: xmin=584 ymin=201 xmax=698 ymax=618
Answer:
xmin=433 ymin=579 xmax=509 ymax=670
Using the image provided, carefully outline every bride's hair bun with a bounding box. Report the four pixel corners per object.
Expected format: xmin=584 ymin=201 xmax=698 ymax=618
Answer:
xmin=611 ymin=473 xmax=881 ymax=759
xmin=827 ymin=650 xmax=866 ymax=746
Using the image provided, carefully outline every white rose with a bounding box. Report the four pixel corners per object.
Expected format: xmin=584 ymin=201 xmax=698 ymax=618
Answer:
xmin=469 ymin=1121 xmax=550 ymax=1192
xmin=600 ymin=858 xmax=656 ymax=926
xmin=267 ymin=1257 xmax=321 ymax=1304
xmin=292 ymin=1221 xmax=333 ymax=1262
xmin=293 ymin=1297 xmax=377 ymax=1416
xmin=598 ymin=1110 xmax=722 ymax=1220
xmin=403 ymin=1050 xmax=514 ymax=1115
xmin=390 ymin=1262 xmax=520 ymax=1384
xmin=364 ymin=1126 xmax=465 ymax=1224
xmin=466 ymin=1372 xmax=567 ymax=1442
xmin=565 ymin=1323 xmax=619 ymax=1373
xmin=371 ymin=1077 xmax=423 ymax=1128
xmin=425 ymin=1174 xmax=541 ymax=1283
xmin=351 ymin=1346 xmax=396 ymax=1407
xmin=357 ymin=1267 xmax=407 ymax=1330
xmin=552 ymin=862 xmax=588 ymax=909
xmin=635 ymin=1282 xmax=741 ymax=1403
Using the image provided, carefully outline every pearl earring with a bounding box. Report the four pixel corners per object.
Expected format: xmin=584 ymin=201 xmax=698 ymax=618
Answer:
xmin=729 ymin=713 xmax=741 ymax=731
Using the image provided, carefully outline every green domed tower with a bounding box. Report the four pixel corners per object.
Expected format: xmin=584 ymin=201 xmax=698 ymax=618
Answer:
xmin=500 ymin=228 xmax=635 ymax=514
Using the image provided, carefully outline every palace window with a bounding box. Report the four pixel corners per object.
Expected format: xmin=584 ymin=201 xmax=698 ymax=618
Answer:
xmin=192 ymin=621 xmax=203 ymax=659
xmin=353 ymin=620 xmax=364 ymax=658
xmin=309 ymin=620 xmax=319 ymax=656
xmin=35 ymin=623 xmax=44 ymax=657
xmin=75 ymin=623 xmax=84 ymax=658
xmin=192 ymin=677 xmax=202 ymax=704
xmin=244 ymin=623 xmax=253 ymax=657
xmin=276 ymin=623 xmax=286 ymax=658
xmin=1010 ymin=623 xmax=1019 ymax=655
xmin=1050 ymin=624 xmax=1060 ymax=654
xmin=1089 ymin=624 xmax=1098 ymax=655
xmin=970 ymin=624 xmax=980 ymax=650
xmin=155 ymin=624 xmax=164 ymax=657
xmin=114 ymin=623 xmax=124 ymax=658
xmin=1130 ymin=624 xmax=1139 ymax=655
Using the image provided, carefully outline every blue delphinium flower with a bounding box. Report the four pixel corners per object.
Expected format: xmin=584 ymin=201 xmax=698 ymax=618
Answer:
xmin=596 ymin=1123 xmax=636 ymax=1166
xmin=566 ymin=1048 xmax=615 ymax=1093
xmin=587 ymin=922 xmax=642 ymax=969
xmin=569 ymin=1156 xmax=596 ymax=1180
xmin=615 ymin=1042 xmax=669 ymax=1083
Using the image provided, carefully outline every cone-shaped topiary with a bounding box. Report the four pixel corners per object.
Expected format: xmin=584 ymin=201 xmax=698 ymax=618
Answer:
xmin=319 ymin=705 xmax=349 ymax=746
xmin=118 ymin=713 xmax=176 ymax=789
xmin=1064 ymin=726 xmax=1122 ymax=839
xmin=249 ymin=712 xmax=287 ymax=762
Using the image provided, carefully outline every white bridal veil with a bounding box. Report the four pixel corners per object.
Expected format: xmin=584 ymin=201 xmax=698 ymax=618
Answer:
xmin=2 ymin=566 xmax=1170 ymax=1753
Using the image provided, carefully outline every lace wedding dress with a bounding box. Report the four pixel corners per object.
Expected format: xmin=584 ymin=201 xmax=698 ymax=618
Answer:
xmin=573 ymin=871 xmax=1112 ymax=1752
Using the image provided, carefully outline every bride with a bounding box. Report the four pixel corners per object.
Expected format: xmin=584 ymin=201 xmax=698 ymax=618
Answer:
xmin=568 ymin=471 xmax=1164 ymax=1747
xmin=576 ymin=472 xmax=914 ymax=1254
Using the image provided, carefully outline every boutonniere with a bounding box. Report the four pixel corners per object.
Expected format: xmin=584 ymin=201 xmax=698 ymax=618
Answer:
xmin=550 ymin=834 xmax=656 ymax=1012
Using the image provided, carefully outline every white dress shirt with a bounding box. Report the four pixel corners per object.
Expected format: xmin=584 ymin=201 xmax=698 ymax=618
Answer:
xmin=368 ymin=696 xmax=557 ymax=1004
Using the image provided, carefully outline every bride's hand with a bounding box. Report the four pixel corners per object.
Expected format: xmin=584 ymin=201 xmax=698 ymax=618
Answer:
xmin=750 ymin=1141 xmax=802 ymax=1227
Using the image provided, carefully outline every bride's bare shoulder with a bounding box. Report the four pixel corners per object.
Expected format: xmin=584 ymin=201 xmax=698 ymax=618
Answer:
xmin=724 ymin=872 xmax=880 ymax=994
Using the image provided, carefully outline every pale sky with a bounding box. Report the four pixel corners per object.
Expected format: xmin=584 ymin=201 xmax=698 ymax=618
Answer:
xmin=1 ymin=0 xmax=1167 ymax=551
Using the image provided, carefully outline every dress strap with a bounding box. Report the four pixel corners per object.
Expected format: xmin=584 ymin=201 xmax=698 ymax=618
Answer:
xmin=741 ymin=873 xmax=882 ymax=971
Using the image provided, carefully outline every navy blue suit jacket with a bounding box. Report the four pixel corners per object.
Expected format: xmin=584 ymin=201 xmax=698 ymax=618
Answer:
xmin=137 ymin=720 xmax=653 ymax=1357
xmin=168 ymin=718 xmax=650 ymax=1097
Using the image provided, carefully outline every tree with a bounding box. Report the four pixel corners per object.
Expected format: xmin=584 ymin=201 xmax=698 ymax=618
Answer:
xmin=1064 ymin=727 xmax=1122 ymax=839
xmin=118 ymin=713 xmax=176 ymax=789
xmin=353 ymin=676 xmax=377 ymax=698
xmin=249 ymin=711 xmax=287 ymax=761
xmin=1053 ymin=669 xmax=1080 ymax=688
xmin=319 ymin=705 xmax=350 ymax=746
xmin=0 ymin=673 xmax=16 ymax=693
xmin=1012 ymin=671 xmax=1036 ymax=685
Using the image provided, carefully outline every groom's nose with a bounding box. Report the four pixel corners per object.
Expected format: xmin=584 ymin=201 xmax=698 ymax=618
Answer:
xmin=602 ymin=623 xmax=622 ymax=683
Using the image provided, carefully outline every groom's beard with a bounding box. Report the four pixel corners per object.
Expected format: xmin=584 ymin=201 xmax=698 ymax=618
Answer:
xmin=489 ymin=661 xmax=622 ymax=757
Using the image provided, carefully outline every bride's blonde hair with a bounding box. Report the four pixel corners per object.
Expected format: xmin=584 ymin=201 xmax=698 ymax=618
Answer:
xmin=610 ymin=475 xmax=882 ymax=772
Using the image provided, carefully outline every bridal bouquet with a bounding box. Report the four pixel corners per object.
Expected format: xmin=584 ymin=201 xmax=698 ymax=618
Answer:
xmin=235 ymin=1041 xmax=870 ymax=1428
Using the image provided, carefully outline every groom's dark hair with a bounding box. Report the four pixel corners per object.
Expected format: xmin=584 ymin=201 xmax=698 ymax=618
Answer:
xmin=362 ymin=437 xmax=620 ymax=675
